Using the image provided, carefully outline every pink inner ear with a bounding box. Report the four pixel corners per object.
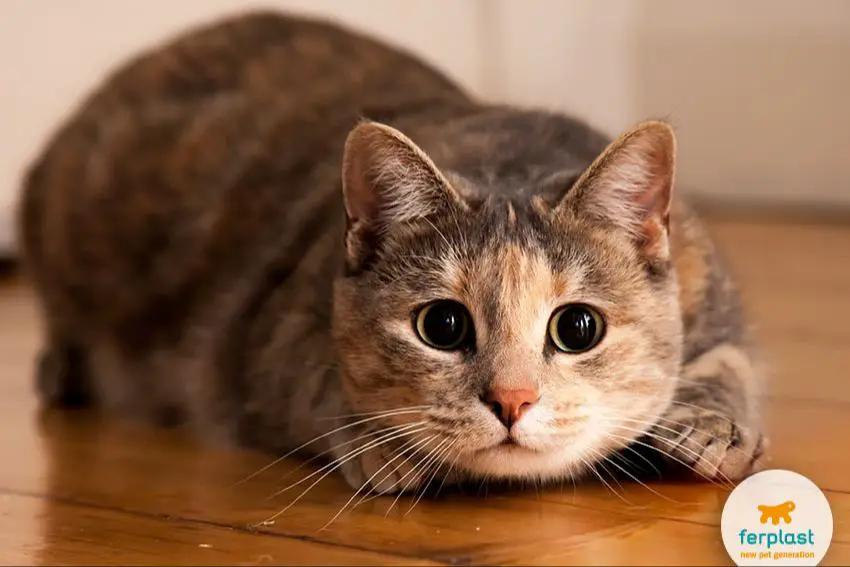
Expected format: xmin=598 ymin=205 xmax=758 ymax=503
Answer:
xmin=342 ymin=126 xmax=386 ymax=225
xmin=556 ymin=121 xmax=676 ymax=243
xmin=342 ymin=122 xmax=469 ymax=230
xmin=343 ymin=160 xmax=379 ymax=225
xmin=641 ymin=216 xmax=670 ymax=261
xmin=633 ymin=138 xmax=675 ymax=260
xmin=599 ymin=124 xmax=675 ymax=238
xmin=636 ymin=152 xmax=674 ymax=228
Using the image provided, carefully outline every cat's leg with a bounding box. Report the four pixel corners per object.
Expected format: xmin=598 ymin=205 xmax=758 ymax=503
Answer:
xmin=334 ymin=429 xmax=431 ymax=496
xmin=322 ymin=418 xmax=462 ymax=496
xmin=339 ymin=445 xmax=412 ymax=495
xmin=36 ymin=334 xmax=93 ymax=408
xmin=648 ymin=343 xmax=767 ymax=481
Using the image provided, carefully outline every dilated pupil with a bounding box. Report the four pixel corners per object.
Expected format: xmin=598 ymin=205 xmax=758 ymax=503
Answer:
xmin=424 ymin=304 xmax=463 ymax=346
xmin=557 ymin=307 xmax=596 ymax=350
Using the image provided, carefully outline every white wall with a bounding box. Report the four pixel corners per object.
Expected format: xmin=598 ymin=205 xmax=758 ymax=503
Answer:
xmin=0 ymin=0 xmax=485 ymax=255
xmin=1 ymin=0 xmax=848 ymax=255
xmin=490 ymin=0 xmax=850 ymax=208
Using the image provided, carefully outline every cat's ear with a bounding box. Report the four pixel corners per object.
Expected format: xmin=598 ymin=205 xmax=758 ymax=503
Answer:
xmin=557 ymin=120 xmax=676 ymax=261
xmin=341 ymin=121 xmax=466 ymax=269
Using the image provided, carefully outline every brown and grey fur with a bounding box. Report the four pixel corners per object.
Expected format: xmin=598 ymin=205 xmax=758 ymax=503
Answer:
xmin=18 ymin=10 xmax=765 ymax=493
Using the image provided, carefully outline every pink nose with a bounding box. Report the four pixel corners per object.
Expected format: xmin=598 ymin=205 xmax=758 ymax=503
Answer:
xmin=482 ymin=387 xmax=539 ymax=429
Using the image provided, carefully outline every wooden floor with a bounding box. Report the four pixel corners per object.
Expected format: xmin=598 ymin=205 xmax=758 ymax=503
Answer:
xmin=0 ymin=215 xmax=848 ymax=566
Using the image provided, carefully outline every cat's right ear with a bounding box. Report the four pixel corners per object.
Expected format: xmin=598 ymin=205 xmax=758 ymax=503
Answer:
xmin=555 ymin=120 xmax=676 ymax=263
xmin=341 ymin=121 xmax=466 ymax=271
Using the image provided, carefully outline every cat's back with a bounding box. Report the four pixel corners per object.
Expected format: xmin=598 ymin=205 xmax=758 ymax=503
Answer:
xmin=19 ymin=10 xmax=473 ymax=332
xmin=82 ymin=11 xmax=468 ymax=113
xmin=36 ymin=10 xmax=468 ymax=118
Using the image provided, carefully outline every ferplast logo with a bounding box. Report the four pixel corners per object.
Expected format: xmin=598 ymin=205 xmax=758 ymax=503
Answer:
xmin=722 ymin=470 xmax=833 ymax=566
xmin=758 ymin=501 xmax=796 ymax=525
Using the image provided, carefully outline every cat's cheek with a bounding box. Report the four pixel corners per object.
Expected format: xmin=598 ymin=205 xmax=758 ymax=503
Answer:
xmin=497 ymin=405 xmax=609 ymax=473
xmin=592 ymin=371 xmax=680 ymax=452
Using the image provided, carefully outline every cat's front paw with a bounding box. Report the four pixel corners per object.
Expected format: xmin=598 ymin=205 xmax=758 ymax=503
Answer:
xmin=647 ymin=409 xmax=767 ymax=482
xmin=338 ymin=444 xmax=421 ymax=496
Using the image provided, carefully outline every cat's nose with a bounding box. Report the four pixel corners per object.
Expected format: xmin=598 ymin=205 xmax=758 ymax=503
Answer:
xmin=481 ymin=387 xmax=539 ymax=429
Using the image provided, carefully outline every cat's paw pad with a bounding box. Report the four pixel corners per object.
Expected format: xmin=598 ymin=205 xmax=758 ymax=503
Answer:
xmin=648 ymin=410 xmax=767 ymax=482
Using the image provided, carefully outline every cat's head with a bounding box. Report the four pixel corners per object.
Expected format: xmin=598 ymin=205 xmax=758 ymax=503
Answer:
xmin=331 ymin=118 xmax=683 ymax=484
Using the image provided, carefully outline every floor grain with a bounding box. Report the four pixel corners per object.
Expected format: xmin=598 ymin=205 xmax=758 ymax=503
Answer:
xmin=0 ymin=216 xmax=848 ymax=566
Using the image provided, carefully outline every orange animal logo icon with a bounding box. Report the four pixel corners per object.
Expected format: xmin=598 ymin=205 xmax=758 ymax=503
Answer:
xmin=757 ymin=501 xmax=796 ymax=525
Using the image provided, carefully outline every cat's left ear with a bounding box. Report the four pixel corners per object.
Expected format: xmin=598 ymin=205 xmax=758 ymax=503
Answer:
xmin=557 ymin=120 xmax=676 ymax=261
xmin=341 ymin=121 xmax=467 ymax=270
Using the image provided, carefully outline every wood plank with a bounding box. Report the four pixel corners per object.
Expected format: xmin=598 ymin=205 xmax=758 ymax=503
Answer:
xmin=0 ymin=491 xmax=441 ymax=566
xmin=707 ymin=217 xmax=850 ymax=403
xmin=0 ymin=397 xmax=846 ymax=563
xmin=0 ymin=217 xmax=848 ymax=565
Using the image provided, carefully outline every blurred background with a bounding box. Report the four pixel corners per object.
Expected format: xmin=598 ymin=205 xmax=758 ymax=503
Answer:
xmin=1 ymin=0 xmax=849 ymax=256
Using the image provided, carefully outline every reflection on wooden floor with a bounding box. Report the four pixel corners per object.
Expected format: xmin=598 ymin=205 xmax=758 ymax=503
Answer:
xmin=0 ymin=215 xmax=848 ymax=565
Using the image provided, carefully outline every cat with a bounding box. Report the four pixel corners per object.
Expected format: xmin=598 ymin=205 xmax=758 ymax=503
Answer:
xmin=18 ymin=10 xmax=766 ymax=494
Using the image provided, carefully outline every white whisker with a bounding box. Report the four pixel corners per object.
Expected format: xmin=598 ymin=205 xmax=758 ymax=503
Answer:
xmin=278 ymin=422 xmax=420 ymax=482
xmin=587 ymin=447 xmax=626 ymax=493
xmin=613 ymin=417 xmax=736 ymax=486
xmin=267 ymin=421 xmax=428 ymax=500
xmin=609 ymin=431 xmax=731 ymax=489
xmin=236 ymin=408 xmax=428 ymax=485
xmin=405 ymin=438 xmax=458 ymax=516
xmin=385 ymin=437 xmax=452 ymax=516
xmin=579 ymin=454 xmax=631 ymax=505
xmin=316 ymin=405 xmax=430 ymax=422
xmin=607 ymin=439 xmax=663 ymax=480
xmin=352 ymin=435 xmax=437 ymax=509
xmin=667 ymin=399 xmax=737 ymax=425
xmin=592 ymin=444 xmax=678 ymax=504
xmin=319 ymin=433 xmax=436 ymax=530
xmin=433 ymin=446 xmax=462 ymax=500
xmin=256 ymin=423 xmax=430 ymax=525
xmin=608 ymin=426 xmax=734 ymax=489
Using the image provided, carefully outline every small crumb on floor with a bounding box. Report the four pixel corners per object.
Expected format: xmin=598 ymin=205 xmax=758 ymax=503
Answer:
xmin=199 ymin=544 xmax=212 ymax=549
xmin=475 ymin=526 xmax=480 ymax=531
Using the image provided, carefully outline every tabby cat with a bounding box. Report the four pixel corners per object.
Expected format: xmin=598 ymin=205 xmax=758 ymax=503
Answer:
xmin=18 ymin=10 xmax=766 ymax=494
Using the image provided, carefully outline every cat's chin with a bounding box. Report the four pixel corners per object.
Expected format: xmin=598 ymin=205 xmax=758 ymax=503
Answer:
xmin=457 ymin=439 xmax=595 ymax=482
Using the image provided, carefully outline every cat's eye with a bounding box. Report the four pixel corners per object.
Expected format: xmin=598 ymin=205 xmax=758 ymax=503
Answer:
xmin=414 ymin=300 xmax=472 ymax=351
xmin=548 ymin=304 xmax=605 ymax=353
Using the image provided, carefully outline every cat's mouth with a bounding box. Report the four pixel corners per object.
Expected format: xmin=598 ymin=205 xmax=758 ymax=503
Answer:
xmin=459 ymin=432 xmax=584 ymax=479
xmin=487 ymin=435 xmax=539 ymax=453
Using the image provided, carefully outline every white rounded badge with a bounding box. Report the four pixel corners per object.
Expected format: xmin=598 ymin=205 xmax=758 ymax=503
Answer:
xmin=721 ymin=469 xmax=833 ymax=566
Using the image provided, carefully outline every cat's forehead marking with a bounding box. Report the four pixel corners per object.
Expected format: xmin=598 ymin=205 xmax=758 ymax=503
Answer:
xmin=494 ymin=243 xmax=567 ymax=349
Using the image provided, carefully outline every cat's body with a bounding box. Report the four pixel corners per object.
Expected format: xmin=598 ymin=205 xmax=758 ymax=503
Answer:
xmin=19 ymin=11 xmax=765 ymax=492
